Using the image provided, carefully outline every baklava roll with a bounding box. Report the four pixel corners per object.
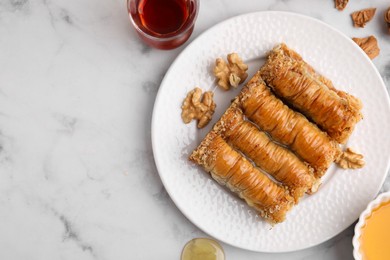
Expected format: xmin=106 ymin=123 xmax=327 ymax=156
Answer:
xmin=214 ymin=106 xmax=319 ymax=202
xmin=239 ymin=75 xmax=341 ymax=177
xmin=260 ymin=43 xmax=362 ymax=144
xmin=190 ymin=132 xmax=293 ymax=223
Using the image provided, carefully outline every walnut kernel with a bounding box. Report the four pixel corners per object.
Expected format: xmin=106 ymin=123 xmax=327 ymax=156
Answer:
xmin=351 ymin=8 xmax=376 ymax=28
xmin=229 ymin=73 xmax=241 ymax=88
xmin=385 ymin=7 xmax=390 ymax=34
xmin=181 ymin=87 xmax=216 ymax=129
xmin=336 ymin=148 xmax=365 ymax=169
xmin=352 ymin=36 xmax=380 ymax=60
xmin=335 ymin=0 xmax=349 ymax=11
xmin=213 ymin=53 xmax=248 ymax=90
xmin=214 ymin=58 xmax=230 ymax=90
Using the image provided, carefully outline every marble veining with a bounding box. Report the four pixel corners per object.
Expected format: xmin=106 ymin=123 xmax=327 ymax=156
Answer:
xmin=53 ymin=207 xmax=95 ymax=255
xmin=0 ymin=0 xmax=389 ymax=259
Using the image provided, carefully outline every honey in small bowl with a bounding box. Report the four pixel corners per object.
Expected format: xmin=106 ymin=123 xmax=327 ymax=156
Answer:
xmin=360 ymin=200 xmax=390 ymax=259
xmin=181 ymin=238 xmax=225 ymax=260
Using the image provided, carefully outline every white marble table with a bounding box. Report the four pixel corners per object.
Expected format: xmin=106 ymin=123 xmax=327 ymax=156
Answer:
xmin=0 ymin=0 xmax=389 ymax=259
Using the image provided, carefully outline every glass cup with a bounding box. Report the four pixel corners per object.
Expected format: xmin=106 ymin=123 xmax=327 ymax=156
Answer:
xmin=181 ymin=238 xmax=225 ymax=260
xmin=127 ymin=0 xmax=199 ymax=50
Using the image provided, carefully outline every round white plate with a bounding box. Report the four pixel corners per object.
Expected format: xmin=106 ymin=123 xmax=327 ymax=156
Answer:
xmin=151 ymin=11 xmax=390 ymax=252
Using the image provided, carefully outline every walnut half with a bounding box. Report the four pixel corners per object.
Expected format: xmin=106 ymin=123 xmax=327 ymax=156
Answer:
xmin=181 ymin=87 xmax=216 ymax=129
xmin=336 ymin=148 xmax=365 ymax=169
xmin=351 ymin=8 xmax=376 ymax=28
xmin=352 ymin=36 xmax=380 ymax=60
xmin=385 ymin=7 xmax=390 ymax=34
xmin=335 ymin=0 xmax=349 ymax=11
xmin=213 ymin=53 xmax=248 ymax=90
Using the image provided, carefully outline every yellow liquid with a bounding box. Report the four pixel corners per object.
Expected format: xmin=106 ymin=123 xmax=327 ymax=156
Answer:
xmin=360 ymin=200 xmax=390 ymax=260
xmin=181 ymin=238 xmax=225 ymax=260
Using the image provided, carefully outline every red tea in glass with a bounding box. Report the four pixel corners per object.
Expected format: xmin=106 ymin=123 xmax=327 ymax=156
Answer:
xmin=128 ymin=0 xmax=199 ymax=50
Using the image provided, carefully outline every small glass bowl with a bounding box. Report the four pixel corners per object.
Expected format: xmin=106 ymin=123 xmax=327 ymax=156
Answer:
xmin=352 ymin=191 xmax=390 ymax=260
xmin=127 ymin=0 xmax=199 ymax=50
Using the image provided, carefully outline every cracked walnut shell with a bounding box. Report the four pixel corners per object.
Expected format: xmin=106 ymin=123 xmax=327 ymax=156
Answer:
xmin=351 ymin=8 xmax=376 ymax=28
xmin=335 ymin=0 xmax=348 ymax=11
xmin=213 ymin=53 xmax=248 ymax=90
xmin=352 ymin=36 xmax=380 ymax=60
xmin=181 ymin=87 xmax=216 ymax=128
xmin=385 ymin=7 xmax=390 ymax=34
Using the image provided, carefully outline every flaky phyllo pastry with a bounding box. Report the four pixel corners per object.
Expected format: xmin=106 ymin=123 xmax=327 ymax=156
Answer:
xmin=214 ymin=105 xmax=319 ymax=203
xmin=260 ymin=44 xmax=363 ymax=144
xmin=190 ymin=44 xmax=363 ymax=224
xmin=240 ymin=72 xmax=343 ymax=177
xmin=190 ymin=132 xmax=294 ymax=223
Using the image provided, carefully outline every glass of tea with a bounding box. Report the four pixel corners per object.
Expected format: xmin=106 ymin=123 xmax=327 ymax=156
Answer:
xmin=128 ymin=0 xmax=199 ymax=50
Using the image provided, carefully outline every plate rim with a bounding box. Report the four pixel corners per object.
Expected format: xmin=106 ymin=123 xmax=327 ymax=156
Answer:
xmin=151 ymin=11 xmax=390 ymax=253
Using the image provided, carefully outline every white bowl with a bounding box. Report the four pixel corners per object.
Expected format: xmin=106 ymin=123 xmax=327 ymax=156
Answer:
xmin=353 ymin=191 xmax=390 ymax=259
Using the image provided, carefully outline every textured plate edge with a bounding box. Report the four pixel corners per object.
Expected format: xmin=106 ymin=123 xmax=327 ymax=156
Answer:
xmin=151 ymin=11 xmax=390 ymax=253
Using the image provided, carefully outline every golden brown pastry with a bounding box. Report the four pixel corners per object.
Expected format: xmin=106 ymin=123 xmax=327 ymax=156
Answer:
xmin=190 ymin=132 xmax=293 ymax=223
xmin=239 ymin=74 xmax=341 ymax=177
xmin=214 ymin=105 xmax=319 ymax=202
xmin=260 ymin=44 xmax=362 ymax=144
xmin=282 ymin=45 xmax=362 ymax=114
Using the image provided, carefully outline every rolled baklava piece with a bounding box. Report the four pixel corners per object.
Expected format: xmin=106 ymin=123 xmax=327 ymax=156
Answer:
xmin=214 ymin=105 xmax=319 ymax=202
xmin=190 ymin=132 xmax=293 ymax=223
xmin=260 ymin=43 xmax=362 ymax=144
xmin=239 ymin=74 xmax=341 ymax=177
